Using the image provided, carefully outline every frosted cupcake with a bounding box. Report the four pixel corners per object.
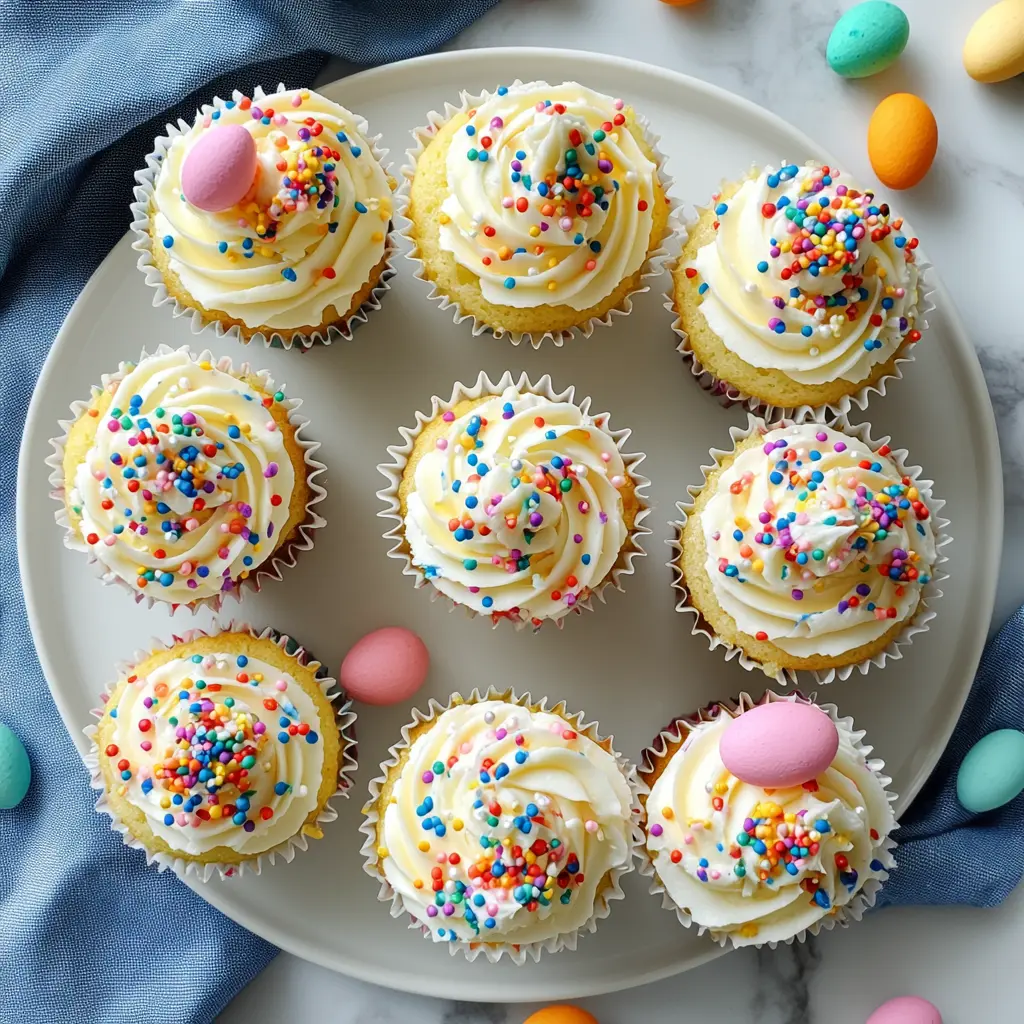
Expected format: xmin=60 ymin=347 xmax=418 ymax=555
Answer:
xmin=670 ymin=163 xmax=925 ymax=413
xmin=672 ymin=419 xmax=941 ymax=681
xmin=49 ymin=346 xmax=324 ymax=612
xmin=378 ymin=372 xmax=650 ymax=629
xmin=639 ymin=692 xmax=897 ymax=947
xmin=133 ymin=86 xmax=394 ymax=347
xmin=404 ymin=80 xmax=674 ymax=345
xmin=361 ymin=692 xmax=639 ymax=961
xmin=87 ymin=626 xmax=355 ymax=878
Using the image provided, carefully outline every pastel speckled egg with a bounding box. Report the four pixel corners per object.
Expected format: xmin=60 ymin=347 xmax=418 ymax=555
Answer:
xmin=867 ymin=995 xmax=943 ymax=1024
xmin=720 ymin=701 xmax=839 ymax=789
xmin=827 ymin=1 xmax=910 ymax=78
xmin=180 ymin=123 xmax=257 ymax=212
xmin=956 ymin=728 xmax=1024 ymax=813
xmin=867 ymin=93 xmax=937 ymax=190
xmin=339 ymin=627 xmax=429 ymax=706
xmin=523 ymin=1008 xmax=599 ymax=1024
xmin=0 ymin=722 xmax=31 ymax=809
xmin=963 ymin=1 xmax=1024 ymax=83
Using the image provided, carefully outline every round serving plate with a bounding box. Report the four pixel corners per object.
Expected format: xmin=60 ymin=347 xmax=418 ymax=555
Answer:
xmin=17 ymin=48 xmax=1001 ymax=1001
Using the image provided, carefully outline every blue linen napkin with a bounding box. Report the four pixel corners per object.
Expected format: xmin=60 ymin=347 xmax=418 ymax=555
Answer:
xmin=0 ymin=3 xmax=496 ymax=1022
xmin=877 ymin=603 xmax=1024 ymax=909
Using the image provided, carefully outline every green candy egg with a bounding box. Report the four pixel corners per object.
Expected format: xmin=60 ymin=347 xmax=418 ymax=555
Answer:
xmin=0 ymin=722 xmax=31 ymax=809
xmin=827 ymin=1 xmax=910 ymax=79
xmin=957 ymin=729 xmax=1024 ymax=813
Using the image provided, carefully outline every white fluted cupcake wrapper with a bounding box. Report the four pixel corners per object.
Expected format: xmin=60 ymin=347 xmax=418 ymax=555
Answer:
xmin=668 ymin=169 xmax=934 ymax=421
xmin=47 ymin=343 xmax=326 ymax=616
xmin=398 ymin=82 xmax=684 ymax=349
xmin=83 ymin=622 xmax=358 ymax=882
xmin=635 ymin=689 xmax=898 ymax=949
xmin=358 ymin=686 xmax=643 ymax=964
xmin=667 ymin=412 xmax=950 ymax=685
xmin=376 ymin=370 xmax=651 ymax=631
xmin=130 ymin=83 xmax=396 ymax=350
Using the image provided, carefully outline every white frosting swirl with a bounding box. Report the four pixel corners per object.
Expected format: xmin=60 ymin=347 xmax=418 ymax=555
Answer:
xmin=689 ymin=163 xmax=921 ymax=385
xmin=70 ymin=348 xmax=296 ymax=605
xmin=379 ymin=700 xmax=635 ymax=947
xmin=701 ymin=424 xmax=937 ymax=658
xmin=646 ymin=707 xmax=895 ymax=946
xmin=152 ymin=87 xmax=391 ymax=330
xmin=103 ymin=651 xmax=326 ymax=858
xmin=438 ymin=81 xmax=657 ymax=310
xmin=404 ymin=387 xmax=631 ymax=624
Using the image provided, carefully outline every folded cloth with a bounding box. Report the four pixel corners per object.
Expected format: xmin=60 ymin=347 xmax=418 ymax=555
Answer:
xmin=0 ymin=3 xmax=496 ymax=1023
xmin=878 ymin=604 xmax=1024 ymax=908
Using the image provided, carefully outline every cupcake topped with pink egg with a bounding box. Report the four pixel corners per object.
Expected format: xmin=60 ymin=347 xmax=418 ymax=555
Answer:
xmin=134 ymin=85 xmax=394 ymax=346
xmin=639 ymin=693 xmax=898 ymax=947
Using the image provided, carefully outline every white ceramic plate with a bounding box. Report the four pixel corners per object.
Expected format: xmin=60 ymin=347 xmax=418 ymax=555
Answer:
xmin=17 ymin=48 xmax=1001 ymax=1001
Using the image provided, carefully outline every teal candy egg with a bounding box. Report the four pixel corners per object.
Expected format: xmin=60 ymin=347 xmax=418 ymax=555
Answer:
xmin=957 ymin=729 xmax=1024 ymax=813
xmin=827 ymin=1 xmax=910 ymax=79
xmin=0 ymin=722 xmax=31 ymax=809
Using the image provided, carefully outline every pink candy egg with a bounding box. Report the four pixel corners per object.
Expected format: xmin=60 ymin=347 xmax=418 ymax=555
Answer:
xmin=340 ymin=627 xmax=429 ymax=706
xmin=720 ymin=700 xmax=839 ymax=788
xmin=867 ymin=996 xmax=943 ymax=1024
xmin=180 ymin=124 xmax=257 ymax=212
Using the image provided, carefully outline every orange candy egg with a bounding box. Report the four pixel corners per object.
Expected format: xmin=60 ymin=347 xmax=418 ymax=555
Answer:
xmin=867 ymin=93 xmax=938 ymax=190
xmin=659 ymin=0 xmax=703 ymax=5
xmin=524 ymin=1009 xmax=599 ymax=1024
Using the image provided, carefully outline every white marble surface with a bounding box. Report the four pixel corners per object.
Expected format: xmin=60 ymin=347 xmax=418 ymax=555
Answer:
xmin=220 ymin=1 xmax=1024 ymax=1020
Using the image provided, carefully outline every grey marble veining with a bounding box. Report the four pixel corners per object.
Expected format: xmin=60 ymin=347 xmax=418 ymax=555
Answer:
xmin=221 ymin=1 xmax=1024 ymax=1021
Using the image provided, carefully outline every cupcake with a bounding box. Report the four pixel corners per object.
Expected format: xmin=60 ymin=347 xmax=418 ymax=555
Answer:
xmin=404 ymin=80 xmax=675 ymax=345
xmin=49 ymin=345 xmax=325 ymax=612
xmin=86 ymin=625 xmax=356 ymax=879
xmin=639 ymin=692 xmax=897 ymax=948
xmin=670 ymin=162 xmax=926 ymax=414
xmin=672 ymin=418 xmax=943 ymax=682
xmin=360 ymin=691 xmax=640 ymax=961
xmin=132 ymin=85 xmax=395 ymax=348
xmin=377 ymin=372 xmax=650 ymax=629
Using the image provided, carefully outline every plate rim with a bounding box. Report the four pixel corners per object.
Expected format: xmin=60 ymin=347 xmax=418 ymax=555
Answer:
xmin=17 ymin=45 xmax=1003 ymax=1000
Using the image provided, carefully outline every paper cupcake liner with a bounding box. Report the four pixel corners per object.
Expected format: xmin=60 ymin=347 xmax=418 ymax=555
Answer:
xmin=668 ymin=412 xmax=951 ymax=685
xmin=358 ymin=686 xmax=644 ymax=964
xmin=635 ymin=689 xmax=898 ymax=949
xmin=130 ymin=83 xmax=397 ymax=350
xmin=398 ymin=82 xmax=685 ymax=349
xmin=668 ymin=171 xmax=934 ymax=421
xmin=47 ymin=343 xmax=327 ymax=616
xmin=83 ymin=622 xmax=358 ymax=882
xmin=376 ymin=370 xmax=651 ymax=631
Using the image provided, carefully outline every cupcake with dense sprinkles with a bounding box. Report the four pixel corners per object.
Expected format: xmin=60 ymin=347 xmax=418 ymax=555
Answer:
xmin=132 ymin=85 xmax=395 ymax=348
xmin=670 ymin=162 xmax=927 ymax=414
xmin=671 ymin=417 xmax=945 ymax=683
xmin=377 ymin=372 xmax=650 ymax=630
xmin=638 ymin=691 xmax=897 ymax=948
xmin=49 ymin=345 xmax=325 ymax=612
xmin=87 ymin=625 xmax=356 ymax=879
xmin=404 ymin=80 xmax=676 ymax=346
xmin=361 ymin=690 xmax=640 ymax=961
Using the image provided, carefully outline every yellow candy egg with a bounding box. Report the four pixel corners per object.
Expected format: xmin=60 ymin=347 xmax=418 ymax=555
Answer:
xmin=523 ymin=1008 xmax=599 ymax=1024
xmin=867 ymin=93 xmax=937 ymax=190
xmin=963 ymin=0 xmax=1024 ymax=83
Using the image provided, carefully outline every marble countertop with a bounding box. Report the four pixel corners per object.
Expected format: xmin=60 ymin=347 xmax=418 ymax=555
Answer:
xmin=220 ymin=1 xmax=1024 ymax=1020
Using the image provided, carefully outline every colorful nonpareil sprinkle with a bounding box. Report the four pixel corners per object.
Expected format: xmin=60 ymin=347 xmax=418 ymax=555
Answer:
xmin=434 ymin=82 xmax=661 ymax=308
xmin=104 ymin=651 xmax=320 ymax=842
xmin=689 ymin=164 xmax=922 ymax=354
xmin=699 ymin=423 xmax=937 ymax=657
xmin=68 ymin=350 xmax=296 ymax=604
